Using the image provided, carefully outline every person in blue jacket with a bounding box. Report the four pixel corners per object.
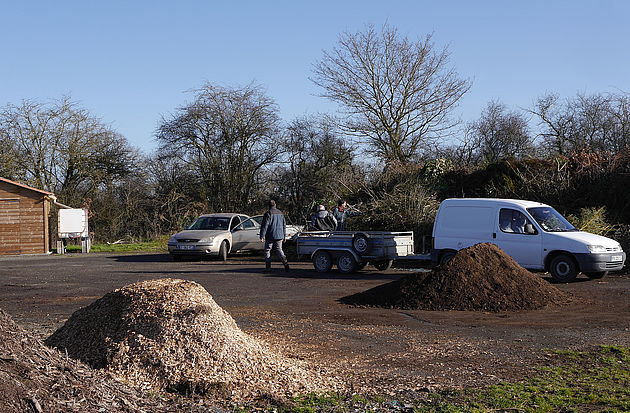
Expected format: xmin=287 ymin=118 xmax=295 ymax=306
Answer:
xmin=259 ymin=199 xmax=289 ymax=272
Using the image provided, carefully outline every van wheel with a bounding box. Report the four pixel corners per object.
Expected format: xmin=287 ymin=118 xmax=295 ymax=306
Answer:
xmin=218 ymin=241 xmax=228 ymax=262
xmin=313 ymin=251 xmax=333 ymax=273
xmin=337 ymin=251 xmax=358 ymax=274
xmin=352 ymin=233 xmax=371 ymax=255
xmin=440 ymin=251 xmax=457 ymax=266
xmin=585 ymin=271 xmax=607 ymax=279
xmin=549 ymin=254 xmax=578 ymax=283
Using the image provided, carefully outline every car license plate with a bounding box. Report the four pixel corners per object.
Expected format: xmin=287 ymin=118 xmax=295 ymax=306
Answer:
xmin=178 ymin=245 xmax=195 ymax=250
xmin=611 ymin=255 xmax=623 ymax=262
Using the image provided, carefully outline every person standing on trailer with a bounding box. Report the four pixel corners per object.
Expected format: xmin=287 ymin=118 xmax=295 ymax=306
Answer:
xmin=259 ymin=199 xmax=290 ymax=272
xmin=331 ymin=199 xmax=360 ymax=231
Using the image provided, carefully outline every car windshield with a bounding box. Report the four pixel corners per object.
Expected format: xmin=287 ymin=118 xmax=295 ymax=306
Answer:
xmin=527 ymin=207 xmax=576 ymax=232
xmin=187 ymin=216 xmax=230 ymax=230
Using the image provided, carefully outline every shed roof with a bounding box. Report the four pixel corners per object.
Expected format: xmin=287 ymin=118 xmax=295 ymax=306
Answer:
xmin=0 ymin=177 xmax=54 ymax=196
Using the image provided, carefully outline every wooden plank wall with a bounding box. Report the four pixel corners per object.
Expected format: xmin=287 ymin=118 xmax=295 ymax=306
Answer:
xmin=0 ymin=181 xmax=48 ymax=255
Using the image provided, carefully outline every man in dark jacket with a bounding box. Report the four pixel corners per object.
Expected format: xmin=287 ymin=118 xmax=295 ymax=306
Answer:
xmin=259 ymin=200 xmax=289 ymax=271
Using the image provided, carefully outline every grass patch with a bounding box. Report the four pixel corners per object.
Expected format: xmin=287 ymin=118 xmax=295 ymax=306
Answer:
xmin=64 ymin=237 xmax=168 ymax=253
xmin=233 ymin=346 xmax=629 ymax=412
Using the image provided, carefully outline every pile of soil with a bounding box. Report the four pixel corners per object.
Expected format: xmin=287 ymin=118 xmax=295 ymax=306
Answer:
xmin=0 ymin=308 xmax=185 ymax=413
xmin=45 ymin=278 xmax=340 ymax=401
xmin=343 ymin=243 xmax=573 ymax=312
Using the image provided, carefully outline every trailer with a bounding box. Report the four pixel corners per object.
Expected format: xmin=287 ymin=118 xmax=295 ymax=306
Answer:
xmin=296 ymin=230 xmax=431 ymax=273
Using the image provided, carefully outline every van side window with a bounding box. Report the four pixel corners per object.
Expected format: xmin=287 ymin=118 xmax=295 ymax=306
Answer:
xmin=499 ymin=209 xmax=534 ymax=234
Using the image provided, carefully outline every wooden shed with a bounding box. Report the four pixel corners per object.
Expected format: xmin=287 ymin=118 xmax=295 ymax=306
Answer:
xmin=0 ymin=177 xmax=54 ymax=255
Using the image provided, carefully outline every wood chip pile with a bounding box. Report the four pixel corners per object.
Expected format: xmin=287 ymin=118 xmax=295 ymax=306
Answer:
xmin=342 ymin=243 xmax=573 ymax=311
xmin=45 ymin=278 xmax=341 ymax=401
xmin=0 ymin=308 xmax=191 ymax=413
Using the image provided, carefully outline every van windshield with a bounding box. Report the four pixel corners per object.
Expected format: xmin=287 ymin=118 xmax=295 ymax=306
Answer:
xmin=527 ymin=207 xmax=576 ymax=232
xmin=187 ymin=216 xmax=230 ymax=230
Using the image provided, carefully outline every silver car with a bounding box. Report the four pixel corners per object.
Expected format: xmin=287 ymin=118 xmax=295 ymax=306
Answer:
xmin=168 ymin=213 xmax=263 ymax=261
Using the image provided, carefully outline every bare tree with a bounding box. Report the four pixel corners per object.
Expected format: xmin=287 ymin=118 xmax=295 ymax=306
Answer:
xmin=156 ymin=83 xmax=282 ymax=212
xmin=531 ymin=92 xmax=630 ymax=155
xmin=312 ymin=24 xmax=471 ymax=164
xmin=276 ymin=115 xmax=356 ymax=221
xmin=0 ymin=97 xmax=138 ymax=203
xmin=469 ymin=101 xmax=533 ymax=164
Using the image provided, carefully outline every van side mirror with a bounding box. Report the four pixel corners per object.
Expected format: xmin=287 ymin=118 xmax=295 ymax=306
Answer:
xmin=525 ymin=223 xmax=536 ymax=235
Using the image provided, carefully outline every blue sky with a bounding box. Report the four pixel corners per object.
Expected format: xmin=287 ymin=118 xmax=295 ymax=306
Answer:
xmin=1 ymin=1 xmax=628 ymax=152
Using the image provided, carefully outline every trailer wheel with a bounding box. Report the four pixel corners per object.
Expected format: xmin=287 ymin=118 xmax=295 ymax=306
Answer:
xmin=373 ymin=259 xmax=393 ymax=271
xmin=337 ymin=251 xmax=358 ymax=274
xmin=312 ymin=250 xmax=333 ymax=273
xmin=352 ymin=233 xmax=371 ymax=255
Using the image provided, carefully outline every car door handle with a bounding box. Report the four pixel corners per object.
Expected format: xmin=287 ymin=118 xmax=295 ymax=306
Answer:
xmin=492 ymin=232 xmax=496 ymax=238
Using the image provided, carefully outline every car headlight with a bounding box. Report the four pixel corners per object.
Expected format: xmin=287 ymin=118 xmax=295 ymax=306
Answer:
xmin=199 ymin=237 xmax=214 ymax=243
xmin=168 ymin=236 xmax=177 ymax=243
xmin=587 ymin=244 xmax=606 ymax=253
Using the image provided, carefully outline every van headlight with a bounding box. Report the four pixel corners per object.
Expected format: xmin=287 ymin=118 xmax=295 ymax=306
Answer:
xmin=587 ymin=244 xmax=606 ymax=253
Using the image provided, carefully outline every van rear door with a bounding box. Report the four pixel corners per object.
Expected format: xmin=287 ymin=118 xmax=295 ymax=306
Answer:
xmin=433 ymin=204 xmax=494 ymax=250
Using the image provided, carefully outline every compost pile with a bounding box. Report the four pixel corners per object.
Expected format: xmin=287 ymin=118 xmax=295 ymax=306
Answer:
xmin=343 ymin=243 xmax=573 ymax=312
xmin=0 ymin=308 xmax=186 ymax=413
xmin=45 ymin=278 xmax=339 ymax=401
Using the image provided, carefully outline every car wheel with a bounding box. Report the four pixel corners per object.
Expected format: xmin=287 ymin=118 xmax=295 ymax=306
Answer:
xmin=373 ymin=259 xmax=393 ymax=271
xmin=439 ymin=251 xmax=457 ymax=266
xmin=313 ymin=250 xmax=333 ymax=273
xmin=585 ymin=271 xmax=607 ymax=279
xmin=352 ymin=233 xmax=371 ymax=255
xmin=337 ymin=251 xmax=358 ymax=274
xmin=218 ymin=240 xmax=228 ymax=262
xmin=549 ymin=254 xmax=579 ymax=283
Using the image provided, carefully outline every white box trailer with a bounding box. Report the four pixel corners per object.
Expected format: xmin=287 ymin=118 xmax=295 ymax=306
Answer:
xmin=57 ymin=208 xmax=90 ymax=253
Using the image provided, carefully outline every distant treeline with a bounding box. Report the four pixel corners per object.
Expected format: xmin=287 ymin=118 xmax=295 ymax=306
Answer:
xmin=1 ymin=25 xmax=629 ymax=250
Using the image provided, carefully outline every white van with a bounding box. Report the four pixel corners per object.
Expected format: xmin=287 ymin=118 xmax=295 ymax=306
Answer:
xmin=432 ymin=198 xmax=626 ymax=282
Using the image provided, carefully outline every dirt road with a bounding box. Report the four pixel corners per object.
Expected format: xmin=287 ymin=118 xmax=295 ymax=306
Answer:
xmin=1 ymin=252 xmax=628 ymax=395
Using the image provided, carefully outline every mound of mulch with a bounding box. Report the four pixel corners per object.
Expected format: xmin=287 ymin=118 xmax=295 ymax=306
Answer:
xmin=342 ymin=243 xmax=573 ymax=312
xmin=0 ymin=308 xmax=191 ymax=413
xmin=45 ymin=278 xmax=340 ymax=401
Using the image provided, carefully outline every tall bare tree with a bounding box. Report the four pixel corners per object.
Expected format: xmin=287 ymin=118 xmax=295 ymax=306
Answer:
xmin=312 ymin=24 xmax=471 ymax=164
xmin=156 ymin=83 xmax=282 ymax=212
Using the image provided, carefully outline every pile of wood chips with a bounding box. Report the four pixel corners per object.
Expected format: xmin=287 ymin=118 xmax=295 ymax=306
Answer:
xmin=45 ymin=278 xmax=341 ymax=402
xmin=0 ymin=308 xmax=204 ymax=413
xmin=343 ymin=243 xmax=574 ymax=312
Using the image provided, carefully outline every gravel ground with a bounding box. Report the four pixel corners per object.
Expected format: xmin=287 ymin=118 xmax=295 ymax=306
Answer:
xmin=1 ymin=252 xmax=628 ymax=401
